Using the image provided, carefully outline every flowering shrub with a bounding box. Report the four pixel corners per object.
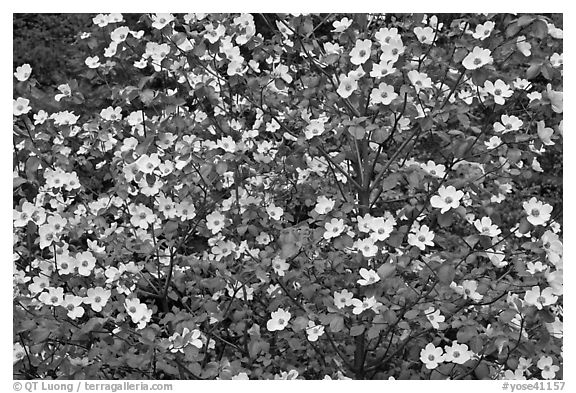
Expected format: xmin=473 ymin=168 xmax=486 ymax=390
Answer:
xmin=13 ymin=13 xmax=562 ymax=380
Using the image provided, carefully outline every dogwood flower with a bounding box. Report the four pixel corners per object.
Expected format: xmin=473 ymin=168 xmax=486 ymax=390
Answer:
xmin=462 ymin=46 xmax=493 ymax=70
xmin=537 ymin=121 xmax=555 ymax=146
xmin=484 ymin=80 xmax=513 ymax=105
xmin=408 ymin=225 xmax=435 ymax=250
xmin=14 ymin=64 xmax=32 ymax=81
xmin=314 ymin=196 xmax=335 ymax=215
xmin=332 ymin=17 xmax=352 ymax=33
xmin=267 ymin=308 xmax=291 ymax=332
xmin=474 ymin=217 xmax=501 ymax=237
xmin=444 ymin=342 xmax=473 ymax=364
xmin=85 ymin=56 xmax=101 ymax=69
xmin=206 ymin=211 xmax=226 ymax=234
xmin=62 ymin=295 xmax=85 ymax=319
xmin=356 ymin=211 xmax=376 ymax=229
xmin=430 ymin=185 xmax=464 ymax=214
xmin=368 ymin=216 xmax=395 ymax=242
xmin=537 ymin=356 xmax=560 ymax=379
xmin=414 ymin=26 xmax=435 ymax=44
xmin=334 ymin=289 xmax=354 ymax=309
xmin=266 ymin=204 xmax=284 ymax=220
xmin=516 ymin=35 xmax=532 ymax=56
xmin=349 ymin=296 xmax=380 ymax=315
xmin=76 ymin=251 xmax=96 ymax=276
xmin=421 ymin=160 xmax=446 ymax=178
xmin=472 ymin=21 xmax=495 ymax=40
xmin=451 ymin=280 xmax=483 ymax=301
xmin=337 ymin=76 xmax=358 ymax=98
xmin=349 ymin=39 xmax=372 ymax=65
xmin=370 ymin=82 xmax=398 ymax=105
xmin=420 ymin=343 xmax=445 ymax=369
xmin=408 ymin=70 xmax=432 ymax=91
xmin=324 ymin=218 xmax=345 ymax=240
xmin=39 ymin=287 xmax=65 ymax=307
xmin=271 ymin=256 xmax=290 ymax=276
xmin=169 ymin=327 xmax=203 ymax=352
xmin=524 ymin=286 xmax=558 ymax=310
xmin=424 ymin=307 xmax=445 ymax=329
xmin=494 ymin=115 xmax=523 ymax=133
xmin=357 ymin=268 xmax=380 ymax=286
xmin=370 ymin=61 xmax=396 ymax=78
xmin=100 ymin=106 xmax=123 ymax=121
xmin=13 ymin=97 xmax=31 ymax=116
xmin=306 ymin=321 xmax=325 ymax=342
xmin=151 ymin=13 xmax=174 ymax=30
xmin=84 ymin=287 xmax=111 ymax=312
xmin=523 ymin=197 xmax=553 ymax=226
xmin=354 ymin=238 xmax=378 ymax=258
xmin=304 ymin=119 xmax=325 ymax=140
xmin=129 ymin=204 xmax=156 ymax=229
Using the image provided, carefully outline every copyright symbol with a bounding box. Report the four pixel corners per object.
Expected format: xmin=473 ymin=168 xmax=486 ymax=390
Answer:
xmin=13 ymin=382 xmax=22 ymax=391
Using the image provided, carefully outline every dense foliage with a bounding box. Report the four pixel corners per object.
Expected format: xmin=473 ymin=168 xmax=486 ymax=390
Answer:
xmin=13 ymin=13 xmax=562 ymax=380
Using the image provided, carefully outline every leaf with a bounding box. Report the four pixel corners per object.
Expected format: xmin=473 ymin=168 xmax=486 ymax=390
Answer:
xmin=437 ymin=211 xmax=453 ymax=228
xmin=329 ymin=315 xmax=344 ymax=333
xmin=526 ymin=63 xmax=541 ymax=80
xmin=350 ymin=324 xmax=365 ymax=336
xmin=348 ymin=126 xmax=365 ymax=140
xmin=498 ymin=309 xmax=518 ymax=324
xmin=291 ymin=316 xmax=308 ymax=332
xmin=530 ymin=19 xmax=548 ymax=39
xmin=437 ymin=264 xmax=455 ymax=284
xmin=377 ymin=263 xmax=396 ymax=280
xmin=456 ymin=326 xmax=477 ymax=343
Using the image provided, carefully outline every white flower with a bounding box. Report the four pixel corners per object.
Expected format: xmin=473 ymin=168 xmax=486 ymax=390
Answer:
xmin=444 ymin=342 xmax=473 ymax=364
xmin=314 ymin=196 xmax=335 ymax=215
xmin=14 ymin=64 xmax=32 ymax=81
xmin=430 ymin=186 xmax=464 ymax=214
xmin=337 ymin=76 xmax=358 ymax=98
xmin=408 ymin=225 xmax=435 ymax=250
xmin=306 ymin=321 xmax=325 ymax=341
xmin=414 ymin=26 xmax=435 ymax=44
xmin=370 ymin=82 xmax=398 ymax=105
xmin=324 ymin=218 xmax=345 ymax=240
xmin=537 ymin=356 xmax=559 ymax=379
xmin=349 ymin=39 xmax=372 ymax=65
xmin=474 ymin=217 xmax=501 ymax=237
xmin=357 ymin=268 xmax=380 ymax=286
xmin=13 ymin=97 xmax=31 ymax=116
xmin=354 ymin=238 xmax=378 ymax=258
xmin=424 ymin=307 xmax=445 ymax=329
xmin=462 ymin=46 xmax=493 ymax=70
xmin=332 ymin=17 xmax=352 ymax=33
xmin=523 ymin=198 xmax=553 ymax=226
xmin=420 ymin=343 xmax=445 ymax=369
xmin=267 ymin=308 xmax=291 ymax=331
xmin=524 ymin=286 xmax=558 ymax=310
xmin=85 ymin=56 xmax=101 ymax=69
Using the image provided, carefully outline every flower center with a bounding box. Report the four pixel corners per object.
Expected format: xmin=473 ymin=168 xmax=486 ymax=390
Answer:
xmin=453 ymin=351 xmax=460 ymax=357
xmin=94 ymin=296 xmax=102 ymax=303
xmin=418 ymin=235 xmax=426 ymax=242
xmin=473 ymin=58 xmax=482 ymax=65
xmin=428 ymin=354 xmax=435 ymax=361
xmin=444 ymin=197 xmax=453 ymax=204
xmin=494 ymin=89 xmax=502 ymax=96
xmin=537 ymin=296 xmax=546 ymax=304
xmin=129 ymin=306 xmax=137 ymax=313
xmin=278 ymin=318 xmax=285 ymax=325
xmin=531 ymin=209 xmax=540 ymax=217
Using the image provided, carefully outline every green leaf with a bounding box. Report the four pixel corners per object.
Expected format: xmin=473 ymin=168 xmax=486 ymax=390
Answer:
xmin=329 ymin=315 xmax=344 ymax=333
xmin=437 ymin=211 xmax=453 ymax=228
xmin=377 ymin=263 xmax=396 ymax=280
xmin=348 ymin=126 xmax=365 ymax=140
xmin=437 ymin=264 xmax=455 ymax=284
xmin=350 ymin=324 xmax=365 ymax=336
